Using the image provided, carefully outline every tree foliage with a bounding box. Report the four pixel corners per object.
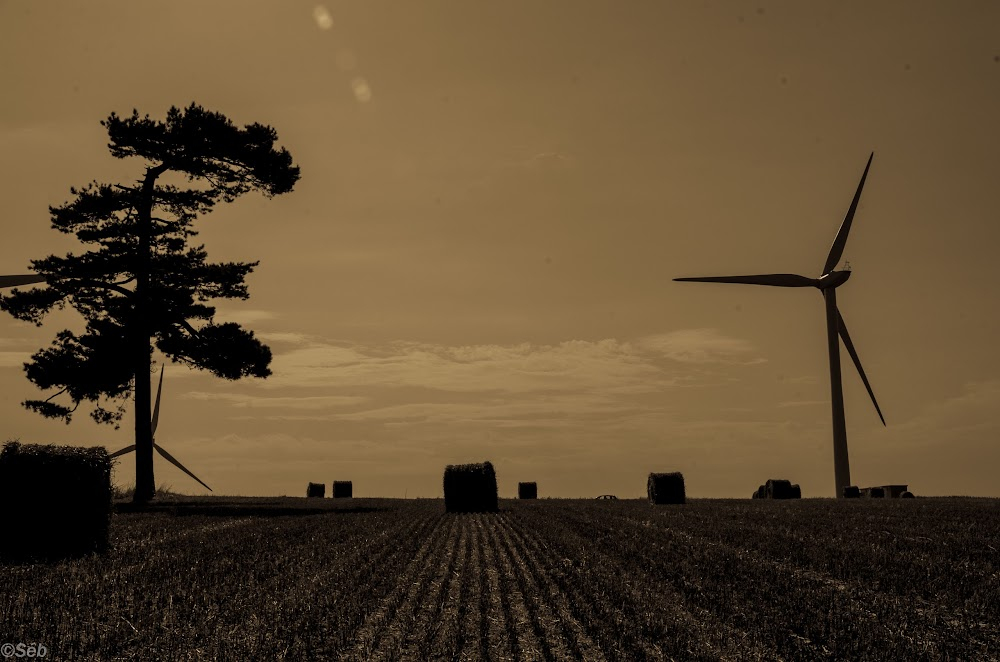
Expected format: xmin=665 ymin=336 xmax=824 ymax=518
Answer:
xmin=1 ymin=103 xmax=300 ymax=428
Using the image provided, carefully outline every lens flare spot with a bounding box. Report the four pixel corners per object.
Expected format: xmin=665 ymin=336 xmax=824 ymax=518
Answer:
xmin=351 ymin=77 xmax=372 ymax=103
xmin=313 ymin=6 xmax=334 ymax=30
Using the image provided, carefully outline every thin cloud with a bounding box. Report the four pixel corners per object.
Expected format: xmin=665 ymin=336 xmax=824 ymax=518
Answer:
xmin=261 ymin=337 xmax=664 ymax=393
xmin=637 ymin=329 xmax=764 ymax=364
xmin=213 ymin=309 xmax=277 ymax=325
xmin=181 ymin=392 xmax=368 ymax=410
xmin=0 ymin=351 xmax=29 ymax=368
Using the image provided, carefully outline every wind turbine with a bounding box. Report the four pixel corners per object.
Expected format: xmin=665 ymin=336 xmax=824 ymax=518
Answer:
xmin=2 ymin=272 xmax=211 ymax=493
xmin=674 ymin=153 xmax=884 ymax=497
xmin=0 ymin=274 xmax=46 ymax=289
xmin=109 ymin=364 xmax=213 ymax=492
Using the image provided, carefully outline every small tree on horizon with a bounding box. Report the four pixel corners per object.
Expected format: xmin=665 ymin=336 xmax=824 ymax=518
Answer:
xmin=0 ymin=103 xmax=300 ymax=503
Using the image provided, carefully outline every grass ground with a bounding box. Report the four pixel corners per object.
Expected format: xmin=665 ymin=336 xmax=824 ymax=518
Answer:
xmin=2 ymin=497 xmax=998 ymax=660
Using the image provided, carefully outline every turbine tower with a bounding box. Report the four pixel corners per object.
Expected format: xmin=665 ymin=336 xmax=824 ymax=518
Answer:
xmin=674 ymin=153 xmax=884 ymax=497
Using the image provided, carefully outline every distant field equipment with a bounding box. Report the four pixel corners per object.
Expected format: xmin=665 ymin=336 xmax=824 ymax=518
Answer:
xmin=518 ymin=482 xmax=537 ymax=499
xmin=306 ymin=482 xmax=325 ymax=498
xmin=443 ymin=461 xmax=498 ymax=513
xmin=0 ymin=441 xmax=112 ymax=561
xmin=843 ymin=484 xmax=912 ymax=499
xmin=333 ymin=481 xmax=353 ymax=498
xmin=647 ymin=472 xmax=686 ymax=505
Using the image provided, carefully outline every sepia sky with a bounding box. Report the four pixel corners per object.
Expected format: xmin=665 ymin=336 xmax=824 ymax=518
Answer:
xmin=2 ymin=1 xmax=999 ymax=498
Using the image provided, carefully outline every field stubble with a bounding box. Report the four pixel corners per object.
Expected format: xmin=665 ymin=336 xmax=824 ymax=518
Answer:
xmin=2 ymin=497 xmax=998 ymax=660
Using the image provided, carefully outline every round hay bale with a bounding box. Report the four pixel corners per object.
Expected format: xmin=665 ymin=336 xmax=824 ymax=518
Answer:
xmin=842 ymin=485 xmax=861 ymax=499
xmin=900 ymin=491 xmax=914 ymax=499
xmin=333 ymin=481 xmax=353 ymax=498
xmin=517 ymin=481 xmax=537 ymax=500
xmin=443 ymin=461 xmax=498 ymax=512
xmin=647 ymin=472 xmax=685 ymax=505
xmin=789 ymin=484 xmax=802 ymax=499
xmin=0 ymin=441 xmax=112 ymax=561
xmin=306 ymin=482 xmax=325 ymax=498
xmin=765 ymin=479 xmax=794 ymax=499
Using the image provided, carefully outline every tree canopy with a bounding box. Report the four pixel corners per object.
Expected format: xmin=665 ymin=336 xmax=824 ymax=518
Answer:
xmin=1 ymin=103 xmax=300 ymax=431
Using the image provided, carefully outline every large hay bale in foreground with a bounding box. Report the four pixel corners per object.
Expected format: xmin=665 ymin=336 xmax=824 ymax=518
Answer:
xmin=647 ymin=472 xmax=685 ymax=505
xmin=333 ymin=480 xmax=353 ymax=498
xmin=306 ymin=482 xmax=325 ymax=498
xmin=444 ymin=461 xmax=498 ymax=512
xmin=0 ymin=441 xmax=112 ymax=561
xmin=518 ymin=482 xmax=537 ymax=500
xmin=843 ymin=485 xmax=861 ymax=498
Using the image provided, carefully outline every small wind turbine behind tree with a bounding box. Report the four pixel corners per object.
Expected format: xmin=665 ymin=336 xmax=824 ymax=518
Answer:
xmin=109 ymin=364 xmax=212 ymax=492
xmin=674 ymin=153 xmax=885 ymax=497
xmin=0 ymin=103 xmax=300 ymax=503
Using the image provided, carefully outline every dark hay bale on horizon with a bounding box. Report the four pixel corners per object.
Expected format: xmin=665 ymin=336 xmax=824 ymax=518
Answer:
xmin=306 ymin=482 xmax=325 ymax=498
xmin=862 ymin=487 xmax=885 ymax=498
xmin=0 ymin=441 xmax=112 ymax=561
xmin=518 ymin=481 xmax=537 ymax=500
xmin=843 ymin=485 xmax=861 ymax=498
xmin=647 ymin=472 xmax=685 ymax=505
xmin=900 ymin=491 xmax=914 ymax=499
xmin=444 ymin=461 xmax=498 ymax=513
xmin=754 ymin=485 xmax=767 ymax=499
xmin=333 ymin=481 xmax=353 ymax=498
xmin=790 ymin=484 xmax=802 ymax=499
xmin=765 ymin=479 xmax=795 ymax=499
xmin=880 ymin=484 xmax=909 ymax=498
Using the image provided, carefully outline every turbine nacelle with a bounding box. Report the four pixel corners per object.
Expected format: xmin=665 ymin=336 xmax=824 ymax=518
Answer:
xmin=817 ymin=270 xmax=851 ymax=289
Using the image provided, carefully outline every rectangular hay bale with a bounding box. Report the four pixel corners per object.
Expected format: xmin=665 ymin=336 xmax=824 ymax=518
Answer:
xmin=306 ymin=482 xmax=325 ymax=498
xmin=443 ymin=461 xmax=498 ymax=512
xmin=843 ymin=485 xmax=861 ymax=498
xmin=333 ymin=480 xmax=353 ymax=498
xmin=518 ymin=481 xmax=537 ymax=500
xmin=647 ymin=472 xmax=685 ymax=505
xmin=0 ymin=441 xmax=112 ymax=561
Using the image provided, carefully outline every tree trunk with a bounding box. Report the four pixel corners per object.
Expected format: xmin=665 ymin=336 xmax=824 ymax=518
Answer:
xmin=131 ymin=164 xmax=167 ymax=503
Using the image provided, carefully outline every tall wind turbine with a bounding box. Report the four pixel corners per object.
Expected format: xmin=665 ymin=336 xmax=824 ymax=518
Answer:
xmin=109 ymin=365 xmax=213 ymax=492
xmin=674 ymin=153 xmax=884 ymax=497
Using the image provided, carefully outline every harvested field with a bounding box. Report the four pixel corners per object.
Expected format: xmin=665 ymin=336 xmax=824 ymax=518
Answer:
xmin=2 ymin=497 xmax=998 ymax=659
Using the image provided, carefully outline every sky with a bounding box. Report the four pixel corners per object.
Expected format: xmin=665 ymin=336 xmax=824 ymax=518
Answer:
xmin=2 ymin=1 xmax=999 ymax=498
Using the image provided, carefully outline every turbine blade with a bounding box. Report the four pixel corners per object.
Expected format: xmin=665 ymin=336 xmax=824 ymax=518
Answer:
xmin=154 ymin=443 xmax=213 ymax=492
xmin=108 ymin=445 xmax=136 ymax=459
xmin=823 ymin=152 xmax=874 ymax=275
xmin=674 ymin=274 xmax=819 ymax=287
xmin=0 ymin=274 xmax=46 ymax=289
xmin=151 ymin=365 xmax=164 ymax=437
xmin=837 ymin=309 xmax=886 ymax=426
